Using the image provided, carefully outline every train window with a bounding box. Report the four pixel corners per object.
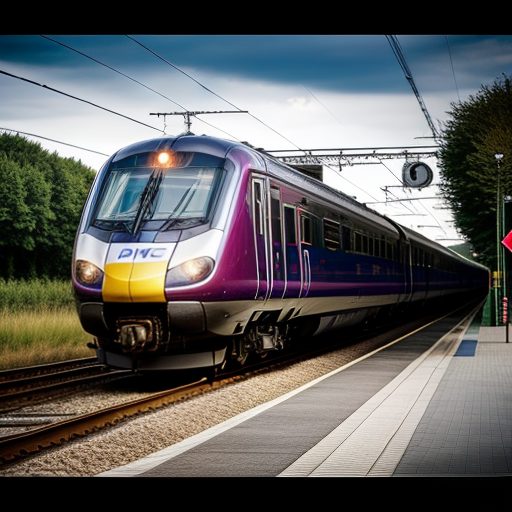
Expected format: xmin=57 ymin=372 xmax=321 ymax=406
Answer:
xmin=270 ymin=188 xmax=283 ymax=280
xmin=312 ymin=217 xmax=322 ymax=247
xmin=354 ymin=232 xmax=362 ymax=253
xmin=368 ymin=236 xmax=374 ymax=256
xmin=284 ymin=206 xmax=296 ymax=245
xmin=342 ymin=226 xmax=352 ymax=252
xmin=301 ymin=215 xmax=312 ymax=245
xmin=362 ymin=234 xmax=368 ymax=255
xmin=252 ymin=181 xmax=263 ymax=236
xmin=323 ymin=218 xmax=340 ymax=251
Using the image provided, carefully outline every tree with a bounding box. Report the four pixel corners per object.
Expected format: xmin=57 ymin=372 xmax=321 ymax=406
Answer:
xmin=439 ymin=75 xmax=512 ymax=270
xmin=0 ymin=133 xmax=96 ymax=279
xmin=0 ymin=155 xmax=33 ymax=276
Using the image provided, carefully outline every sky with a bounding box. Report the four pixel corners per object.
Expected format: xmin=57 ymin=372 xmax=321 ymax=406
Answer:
xmin=1 ymin=34 xmax=512 ymax=247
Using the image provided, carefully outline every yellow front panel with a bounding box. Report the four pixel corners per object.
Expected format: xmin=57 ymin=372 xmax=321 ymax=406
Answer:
xmin=129 ymin=261 xmax=167 ymax=302
xmin=103 ymin=262 xmax=133 ymax=302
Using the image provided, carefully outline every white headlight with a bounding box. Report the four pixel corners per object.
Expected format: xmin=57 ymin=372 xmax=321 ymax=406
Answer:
xmin=75 ymin=260 xmax=103 ymax=286
xmin=166 ymin=257 xmax=214 ymax=287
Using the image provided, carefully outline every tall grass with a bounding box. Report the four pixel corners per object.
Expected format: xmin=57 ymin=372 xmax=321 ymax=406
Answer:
xmin=0 ymin=278 xmax=75 ymax=312
xmin=0 ymin=279 xmax=93 ymax=369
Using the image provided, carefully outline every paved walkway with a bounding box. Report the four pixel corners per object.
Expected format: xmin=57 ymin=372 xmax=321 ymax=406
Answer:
xmin=101 ymin=313 xmax=512 ymax=477
xmin=393 ymin=326 xmax=512 ymax=476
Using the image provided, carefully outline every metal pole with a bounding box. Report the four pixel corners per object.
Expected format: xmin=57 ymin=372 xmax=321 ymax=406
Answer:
xmin=503 ymin=192 xmax=509 ymax=343
xmin=496 ymin=168 xmax=501 ymax=326
xmin=505 ymin=301 xmax=510 ymax=343
xmin=495 ymin=152 xmax=505 ymax=333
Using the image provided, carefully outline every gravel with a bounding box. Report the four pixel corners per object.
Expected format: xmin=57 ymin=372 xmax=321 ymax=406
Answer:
xmin=0 ymin=328 xmax=409 ymax=477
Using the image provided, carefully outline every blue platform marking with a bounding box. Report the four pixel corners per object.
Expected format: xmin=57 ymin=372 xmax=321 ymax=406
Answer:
xmin=454 ymin=339 xmax=478 ymax=357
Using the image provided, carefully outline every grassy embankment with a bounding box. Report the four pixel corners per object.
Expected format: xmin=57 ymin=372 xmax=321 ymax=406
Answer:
xmin=0 ymin=279 xmax=92 ymax=369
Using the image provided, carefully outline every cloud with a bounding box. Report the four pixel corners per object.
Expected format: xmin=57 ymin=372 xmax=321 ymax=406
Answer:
xmin=1 ymin=34 xmax=505 ymax=246
xmin=4 ymin=34 xmax=510 ymax=97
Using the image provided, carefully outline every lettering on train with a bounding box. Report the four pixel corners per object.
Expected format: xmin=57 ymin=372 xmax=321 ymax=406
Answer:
xmin=117 ymin=248 xmax=167 ymax=259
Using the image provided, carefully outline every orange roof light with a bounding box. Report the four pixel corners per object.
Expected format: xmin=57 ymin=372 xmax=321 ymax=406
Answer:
xmin=157 ymin=151 xmax=172 ymax=166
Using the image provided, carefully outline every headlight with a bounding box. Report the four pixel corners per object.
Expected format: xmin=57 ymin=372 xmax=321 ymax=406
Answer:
xmin=166 ymin=257 xmax=214 ymax=287
xmin=75 ymin=260 xmax=103 ymax=287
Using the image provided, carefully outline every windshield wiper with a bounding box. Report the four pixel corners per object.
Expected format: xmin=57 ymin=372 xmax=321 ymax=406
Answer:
xmin=131 ymin=169 xmax=163 ymax=234
xmin=162 ymin=183 xmax=198 ymax=230
xmin=93 ymin=219 xmax=130 ymax=231
xmin=166 ymin=216 xmax=207 ymax=229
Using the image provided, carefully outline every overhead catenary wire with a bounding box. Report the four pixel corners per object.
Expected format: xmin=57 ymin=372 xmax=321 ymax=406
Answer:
xmin=445 ymin=35 xmax=461 ymax=103
xmin=385 ymin=35 xmax=439 ymax=140
xmin=40 ymin=35 xmax=240 ymax=141
xmin=124 ymin=35 xmax=420 ymax=206
xmin=0 ymin=69 xmax=162 ymax=132
xmin=3 ymin=37 xmax=452 ymax=232
xmin=303 ymin=86 xmax=345 ymax=127
xmin=126 ymin=35 xmax=307 ymax=153
xmin=126 ymin=36 xmax=417 ymax=204
xmin=41 ymin=35 xmax=186 ymax=110
xmin=0 ymin=127 xmax=109 ymax=156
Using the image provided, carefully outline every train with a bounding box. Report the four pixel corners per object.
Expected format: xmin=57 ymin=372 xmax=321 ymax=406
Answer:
xmin=72 ymin=134 xmax=489 ymax=370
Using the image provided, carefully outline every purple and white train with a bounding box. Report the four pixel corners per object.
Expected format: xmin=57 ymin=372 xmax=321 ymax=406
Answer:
xmin=72 ymin=135 xmax=489 ymax=370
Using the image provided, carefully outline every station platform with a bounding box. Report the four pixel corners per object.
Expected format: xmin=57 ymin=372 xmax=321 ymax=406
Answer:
xmin=102 ymin=308 xmax=512 ymax=477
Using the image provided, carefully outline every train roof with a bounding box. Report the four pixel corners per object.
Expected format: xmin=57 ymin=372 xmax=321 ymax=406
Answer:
xmin=110 ymin=134 xmax=487 ymax=272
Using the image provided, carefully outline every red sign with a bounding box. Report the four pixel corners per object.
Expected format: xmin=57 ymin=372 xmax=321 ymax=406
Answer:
xmin=502 ymin=230 xmax=512 ymax=253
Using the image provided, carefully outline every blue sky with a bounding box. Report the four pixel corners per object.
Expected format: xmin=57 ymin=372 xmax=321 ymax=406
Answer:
xmin=1 ymin=34 xmax=511 ymax=245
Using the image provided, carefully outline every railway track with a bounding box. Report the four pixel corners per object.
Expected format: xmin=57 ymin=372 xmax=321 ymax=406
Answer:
xmin=0 ymin=300 xmax=481 ymax=467
xmin=0 ymin=357 xmax=131 ymax=411
xmin=0 ymin=357 xmax=98 ymax=382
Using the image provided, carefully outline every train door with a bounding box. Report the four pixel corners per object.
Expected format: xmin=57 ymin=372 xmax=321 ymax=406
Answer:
xmin=268 ymin=186 xmax=285 ymax=299
xmin=251 ymin=178 xmax=269 ymax=300
xmin=298 ymin=210 xmax=312 ymax=298
xmin=282 ymin=204 xmax=301 ymax=298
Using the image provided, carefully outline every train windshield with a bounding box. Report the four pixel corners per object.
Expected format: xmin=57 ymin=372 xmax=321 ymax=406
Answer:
xmin=92 ymin=151 xmax=224 ymax=231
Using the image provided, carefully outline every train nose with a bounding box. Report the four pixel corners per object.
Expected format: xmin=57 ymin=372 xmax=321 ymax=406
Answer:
xmin=102 ymin=244 xmax=175 ymax=302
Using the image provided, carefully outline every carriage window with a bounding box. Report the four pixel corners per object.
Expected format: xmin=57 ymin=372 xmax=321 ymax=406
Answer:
xmin=252 ymin=181 xmax=263 ymax=235
xmin=312 ymin=217 xmax=322 ymax=247
xmin=323 ymin=218 xmax=340 ymax=251
xmin=396 ymin=242 xmax=402 ymax=263
xmin=362 ymin=234 xmax=368 ymax=255
xmin=368 ymin=236 xmax=374 ymax=256
xmin=388 ymin=242 xmax=394 ymax=261
xmin=301 ymin=215 xmax=312 ymax=245
xmin=342 ymin=226 xmax=352 ymax=252
xmin=270 ymin=188 xmax=282 ymax=248
xmin=354 ymin=232 xmax=362 ymax=253
xmin=284 ymin=206 xmax=296 ymax=244
xmin=270 ymin=187 xmax=283 ymax=280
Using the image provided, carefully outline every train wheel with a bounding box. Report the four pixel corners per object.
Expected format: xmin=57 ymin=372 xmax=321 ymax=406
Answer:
xmin=232 ymin=337 xmax=251 ymax=366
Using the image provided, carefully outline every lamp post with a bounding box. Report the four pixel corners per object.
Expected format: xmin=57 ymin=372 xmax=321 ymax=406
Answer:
xmin=495 ymin=152 xmax=506 ymax=336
